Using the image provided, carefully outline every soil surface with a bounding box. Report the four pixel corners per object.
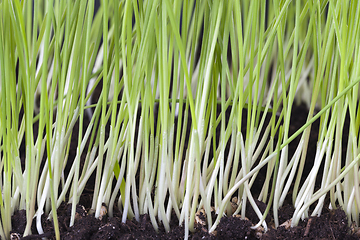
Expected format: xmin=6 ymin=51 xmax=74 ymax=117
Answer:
xmin=10 ymin=104 xmax=360 ymax=239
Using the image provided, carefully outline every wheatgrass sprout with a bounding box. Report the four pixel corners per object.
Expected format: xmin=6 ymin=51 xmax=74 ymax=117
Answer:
xmin=1 ymin=0 xmax=360 ymax=240
xmin=0 ymin=0 xmax=103 ymax=239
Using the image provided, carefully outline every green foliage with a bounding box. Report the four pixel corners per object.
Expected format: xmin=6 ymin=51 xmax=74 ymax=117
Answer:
xmin=0 ymin=1 xmax=360 ymax=239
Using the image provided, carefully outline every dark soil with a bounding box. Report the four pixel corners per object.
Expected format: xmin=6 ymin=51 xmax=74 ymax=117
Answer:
xmin=10 ymin=203 xmax=359 ymax=240
xmin=10 ymin=104 xmax=359 ymax=239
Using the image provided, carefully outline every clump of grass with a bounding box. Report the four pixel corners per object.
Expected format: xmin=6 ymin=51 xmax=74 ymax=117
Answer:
xmin=0 ymin=1 xmax=360 ymax=239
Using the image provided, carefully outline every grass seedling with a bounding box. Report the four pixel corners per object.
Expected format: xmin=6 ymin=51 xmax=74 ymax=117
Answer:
xmin=1 ymin=1 xmax=360 ymax=240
